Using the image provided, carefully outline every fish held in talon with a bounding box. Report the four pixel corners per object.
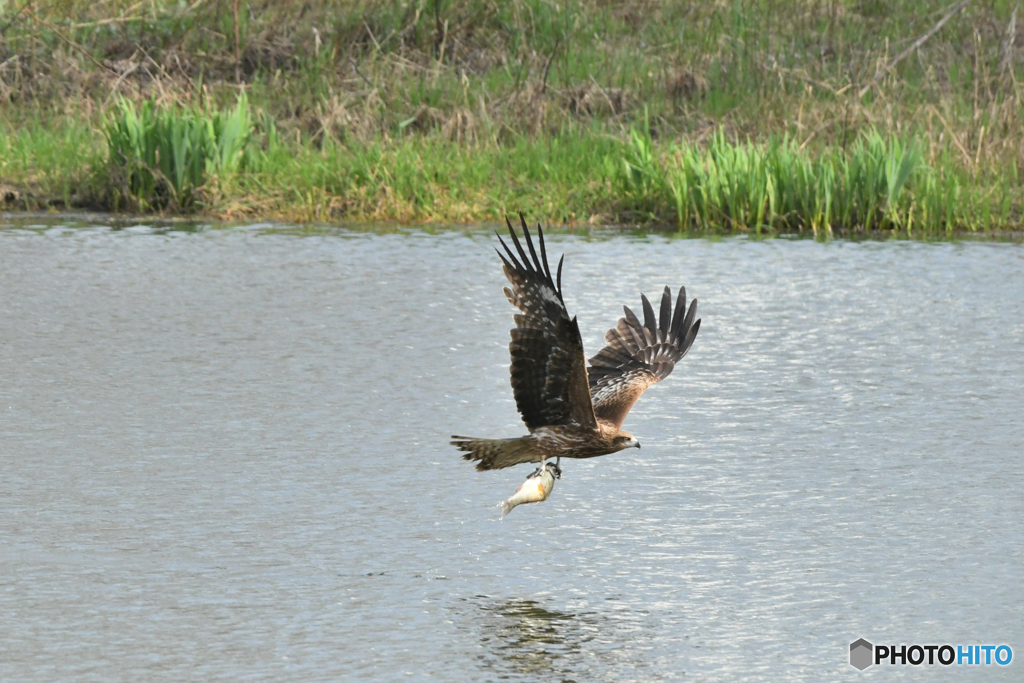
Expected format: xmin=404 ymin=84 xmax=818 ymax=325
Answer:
xmin=498 ymin=463 xmax=560 ymax=518
xmin=452 ymin=212 xmax=701 ymax=511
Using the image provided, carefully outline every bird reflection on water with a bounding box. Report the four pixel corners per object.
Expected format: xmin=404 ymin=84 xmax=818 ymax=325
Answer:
xmin=471 ymin=597 xmax=598 ymax=678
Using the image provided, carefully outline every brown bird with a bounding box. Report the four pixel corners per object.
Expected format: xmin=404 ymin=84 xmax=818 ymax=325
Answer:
xmin=452 ymin=214 xmax=701 ymax=473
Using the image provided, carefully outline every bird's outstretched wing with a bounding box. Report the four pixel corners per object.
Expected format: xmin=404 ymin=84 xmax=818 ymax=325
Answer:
xmin=496 ymin=215 xmax=598 ymax=432
xmin=587 ymin=286 xmax=700 ymax=429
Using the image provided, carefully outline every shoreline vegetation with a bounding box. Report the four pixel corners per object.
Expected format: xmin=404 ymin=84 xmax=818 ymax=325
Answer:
xmin=2 ymin=1 xmax=1024 ymax=233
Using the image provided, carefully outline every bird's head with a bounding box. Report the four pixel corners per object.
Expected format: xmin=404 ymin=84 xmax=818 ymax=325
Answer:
xmin=612 ymin=431 xmax=641 ymax=451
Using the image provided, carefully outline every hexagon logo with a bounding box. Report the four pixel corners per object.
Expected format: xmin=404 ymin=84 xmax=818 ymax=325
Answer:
xmin=850 ymin=638 xmax=874 ymax=670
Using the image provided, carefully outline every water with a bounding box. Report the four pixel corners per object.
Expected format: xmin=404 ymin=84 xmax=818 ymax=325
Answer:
xmin=1 ymin=220 xmax=1022 ymax=681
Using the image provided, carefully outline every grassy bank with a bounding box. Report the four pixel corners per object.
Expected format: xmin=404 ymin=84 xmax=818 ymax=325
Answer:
xmin=2 ymin=0 xmax=1024 ymax=232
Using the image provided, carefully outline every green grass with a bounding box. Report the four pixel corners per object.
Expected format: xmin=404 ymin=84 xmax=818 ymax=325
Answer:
xmin=102 ymin=95 xmax=252 ymax=210
xmin=236 ymin=118 xmax=628 ymax=221
xmin=0 ymin=118 xmax=99 ymax=209
xmin=616 ymin=122 xmax=962 ymax=234
xmin=2 ymin=1 xmax=1024 ymax=231
xmin=0 ymin=96 xmax=1013 ymax=232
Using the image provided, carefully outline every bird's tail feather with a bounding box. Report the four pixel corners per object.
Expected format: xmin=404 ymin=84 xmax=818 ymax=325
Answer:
xmin=451 ymin=435 xmax=539 ymax=471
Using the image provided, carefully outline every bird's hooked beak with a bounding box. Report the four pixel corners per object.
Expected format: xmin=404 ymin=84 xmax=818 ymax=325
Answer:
xmin=635 ymin=441 xmax=641 ymax=449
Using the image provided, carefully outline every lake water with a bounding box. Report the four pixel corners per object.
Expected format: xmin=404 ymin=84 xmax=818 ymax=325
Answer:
xmin=1 ymin=219 xmax=1021 ymax=681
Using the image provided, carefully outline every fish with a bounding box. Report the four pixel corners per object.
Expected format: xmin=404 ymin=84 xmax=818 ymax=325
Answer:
xmin=498 ymin=462 xmax=561 ymax=518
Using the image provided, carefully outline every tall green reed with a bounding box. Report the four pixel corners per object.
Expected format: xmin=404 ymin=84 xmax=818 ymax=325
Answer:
xmin=103 ymin=95 xmax=252 ymax=210
xmin=615 ymin=126 xmax=967 ymax=233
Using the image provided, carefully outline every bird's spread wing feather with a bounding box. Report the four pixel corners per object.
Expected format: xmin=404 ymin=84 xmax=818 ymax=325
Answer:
xmin=587 ymin=286 xmax=700 ymax=429
xmin=497 ymin=215 xmax=597 ymax=432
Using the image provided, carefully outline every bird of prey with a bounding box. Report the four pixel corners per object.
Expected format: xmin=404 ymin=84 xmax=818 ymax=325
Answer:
xmin=452 ymin=215 xmax=701 ymax=474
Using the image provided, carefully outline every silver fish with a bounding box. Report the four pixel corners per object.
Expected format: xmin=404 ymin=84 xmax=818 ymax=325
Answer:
xmin=498 ymin=463 xmax=561 ymax=518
